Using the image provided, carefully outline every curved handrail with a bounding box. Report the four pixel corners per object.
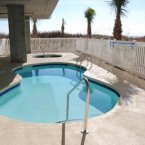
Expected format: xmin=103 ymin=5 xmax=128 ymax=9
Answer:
xmin=40 ymin=46 xmax=45 ymax=56
xmin=66 ymin=77 xmax=90 ymax=133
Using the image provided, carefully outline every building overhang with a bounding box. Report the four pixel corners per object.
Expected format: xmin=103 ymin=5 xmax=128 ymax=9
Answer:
xmin=0 ymin=0 xmax=59 ymax=19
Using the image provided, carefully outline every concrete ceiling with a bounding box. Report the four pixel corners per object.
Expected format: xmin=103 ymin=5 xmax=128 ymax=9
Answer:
xmin=0 ymin=0 xmax=59 ymax=19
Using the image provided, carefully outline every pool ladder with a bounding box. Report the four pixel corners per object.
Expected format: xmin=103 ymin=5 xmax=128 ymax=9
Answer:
xmin=76 ymin=52 xmax=93 ymax=71
xmin=75 ymin=52 xmax=93 ymax=80
xmin=66 ymin=77 xmax=90 ymax=134
xmin=40 ymin=46 xmax=45 ymax=56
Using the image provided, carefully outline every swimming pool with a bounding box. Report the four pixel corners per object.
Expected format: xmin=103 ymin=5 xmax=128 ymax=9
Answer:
xmin=0 ymin=64 xmax=119 ymax=123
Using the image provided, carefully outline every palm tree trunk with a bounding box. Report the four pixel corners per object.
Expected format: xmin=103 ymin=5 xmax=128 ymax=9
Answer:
xmin=32 ymin=20 xmax=38 ymax=38
xmin=113 ymin=13 xmax=122 ymax=40
xmin=88 ymin=21 xmax=91 ymax=38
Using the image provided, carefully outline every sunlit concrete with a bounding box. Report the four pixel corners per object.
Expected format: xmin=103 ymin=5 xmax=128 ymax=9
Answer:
xmin=0 ymin=53 xmax=145 ymax=145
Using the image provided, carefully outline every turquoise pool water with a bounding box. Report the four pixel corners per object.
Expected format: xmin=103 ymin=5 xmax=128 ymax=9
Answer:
xmin=0 ymin=64 xmax=119 ymax=123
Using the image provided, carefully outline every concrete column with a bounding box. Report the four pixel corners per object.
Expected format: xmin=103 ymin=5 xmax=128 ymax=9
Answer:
xmin=7 ymin=5 xmax=27 ymax=62
xmin=25 ymin=16 xmax=31 ymax=53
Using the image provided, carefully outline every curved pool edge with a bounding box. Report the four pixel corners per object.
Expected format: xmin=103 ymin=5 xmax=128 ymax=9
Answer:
xmin=0 ymin=61 xmax=120 ymax=124
xmin=83 ymin=71 xmax=121 ymax=121
xmin=12 ymin=61 xmax=121 ymax=98
xmin=12 ymin=61 xmax=87 ymax=72
xmin=0 ymin=53 xmax=144 ymax=145
xmin=84 ymin=73 xmax=120 ymax=97
xmin=1 ymin=61 xmax=86 ymax=97
xmin=0 ymin=74 xmax=22 ymax=96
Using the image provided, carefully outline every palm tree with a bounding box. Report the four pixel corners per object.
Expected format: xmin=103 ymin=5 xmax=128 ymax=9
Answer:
xmin=61 ymin=18 xmax=65 ymax=37
xmin=108 ymin=0 xmax=129 ymax=40
xmin=32 ymin=19 xmax=38 ymax=38
xmin=85 ymin=7 xmax=96 ymax=38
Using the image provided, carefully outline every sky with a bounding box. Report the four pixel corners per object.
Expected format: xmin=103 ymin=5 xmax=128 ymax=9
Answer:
xmin=0 ymin=0 xmax=145 ymax=36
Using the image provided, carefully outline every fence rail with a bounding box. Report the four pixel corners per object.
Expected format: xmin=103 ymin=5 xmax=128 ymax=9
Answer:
xmin=0 ymin=38 xmax=145 ymax=79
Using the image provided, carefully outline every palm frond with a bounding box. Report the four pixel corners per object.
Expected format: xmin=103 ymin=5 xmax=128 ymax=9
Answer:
xmin=85 ymin=7 xmax=96 ymax=23
xmin=106 ymin=0 xmax=129 ymax=16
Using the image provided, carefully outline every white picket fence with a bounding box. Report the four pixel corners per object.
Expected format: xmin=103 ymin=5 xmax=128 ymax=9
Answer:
xmin=76 ymin=38 xmax=145 ymax=79
xmin=0 ymin=38 xmax=145 ymax=79
xmin=0 ymin=39 xmax=10 ymax=55
xmin=31 ymin=38 xmax=77 ymax=52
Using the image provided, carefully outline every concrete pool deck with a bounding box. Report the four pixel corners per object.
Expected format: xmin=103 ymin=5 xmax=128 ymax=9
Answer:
xmin=0 ymin=52 xmax=145 ymax=145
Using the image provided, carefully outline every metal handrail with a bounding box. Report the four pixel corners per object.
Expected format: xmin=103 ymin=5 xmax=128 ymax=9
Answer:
xmin=40 ymin=46 xmax=45 ymax=56
xmin=76 ymin=38 xmax=94 ymax=71
xmin=66 ymin=77 xmax=90 ymax=134
xmin=76 ymin=53 xmax=87 ymax=80
xmin=76 ymin=52 xmax=93 ymax=71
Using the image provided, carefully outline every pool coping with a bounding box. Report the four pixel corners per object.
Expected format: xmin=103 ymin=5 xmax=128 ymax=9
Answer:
xmin=0 ymin=54 xmax=140 ymax=122
xmin=0 ymin=52 xmax=145 ymax=145
xmin=0 ymin=61 xmax=121 ymax=118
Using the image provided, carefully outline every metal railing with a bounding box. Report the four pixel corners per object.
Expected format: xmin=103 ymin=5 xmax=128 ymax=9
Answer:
xmin=76 ymin=52 xmax=93 ymax=73
xmin=40 ymin=46 xmax=45 ymax=56
xmin=66 ymin=77 xmax=90 ymax=134
xmin=76 ymin=38 xmax=93 ymax=71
